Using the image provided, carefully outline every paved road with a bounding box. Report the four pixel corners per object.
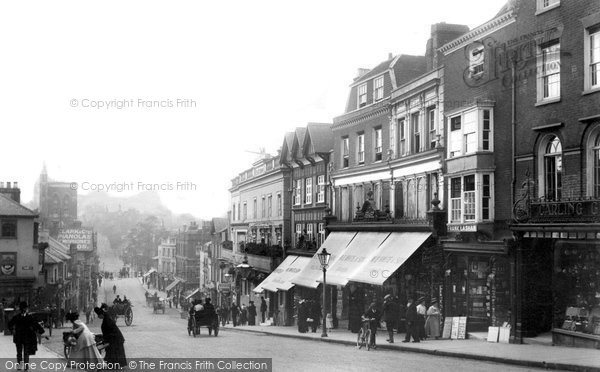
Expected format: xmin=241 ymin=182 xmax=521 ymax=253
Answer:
xmin=41 ymin=278 xmax=556 ymax=372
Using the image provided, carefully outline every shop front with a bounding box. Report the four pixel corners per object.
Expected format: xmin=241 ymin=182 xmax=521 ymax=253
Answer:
xmin=440 ymin=243 xmax=512 ymax=332
xmin=512 ymin=197 xmax=600 ymax=349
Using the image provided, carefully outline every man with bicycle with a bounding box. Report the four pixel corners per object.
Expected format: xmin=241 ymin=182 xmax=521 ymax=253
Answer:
xmin=362 ymin=302 xmax=381 ymax=349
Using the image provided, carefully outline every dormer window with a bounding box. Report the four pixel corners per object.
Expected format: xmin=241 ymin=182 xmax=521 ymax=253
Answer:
xmin=358 ymin=84 xmax=367 ymax=108
xmin=374 ymin=76 xmax=384 ymax=101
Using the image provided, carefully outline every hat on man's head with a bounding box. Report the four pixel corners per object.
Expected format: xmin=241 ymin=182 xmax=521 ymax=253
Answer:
xmin=93 ymin=307 xmax=104 ymax=316
xmin=384 ymin=294 xmax=391 ymax=300
xmin=417 ymin=297 xmax=425 ymax=303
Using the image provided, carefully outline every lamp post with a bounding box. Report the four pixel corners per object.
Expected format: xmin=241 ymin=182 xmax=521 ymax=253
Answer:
xmin=317 ymin=248 xmax=331 ymax=337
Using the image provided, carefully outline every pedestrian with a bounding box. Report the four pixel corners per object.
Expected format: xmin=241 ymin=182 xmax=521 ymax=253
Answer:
xmin=382 ymin=294 xmax=398 ymax=343
xmin=416 ymin=297 xmax=427 ymax=341
xmin=425 ymin=300 xmax=441 ymax=339
xmin=223 ymin=304 xmax=230 ymax=324
xmin=240 ymin=305 xmax=247 ymax=326
xmin=113 ymin=284 xmax=117 ymax=294
xmin=95 ymin=305 xmax=127 ymax=369
xmin=402 ymin=298 xmax=419 ymax=343
xmin=260 ymin=297 xmax=267 ymax=324
xmin=65 ymin=311 xmax=104 ymax=367
xmin=230 ymin=303 xmax=239 ymax=327
xmin=174 ymin=296 xmax=178 ymax=309
xmin=308 ymin=299 xmax=321 ymax=333
xmin=247 ymin=301 xmax=257 ymax=326
xmin=297 ymin=299 xmax=308 ymax=333
xmin=8 ymin=302 xmax=45 ymax=371
xmin=168 ymin=298 xmax=172 ymax=309
xmin=348 ymin=284 xmax=364 ymax=333
xmin=362 ymin=302 xmax=381 ymax=349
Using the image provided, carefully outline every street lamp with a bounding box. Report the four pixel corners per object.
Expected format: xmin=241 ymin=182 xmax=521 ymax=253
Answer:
xmin=317 ymin=248 xmax=331 ymax=337
xmin=236 ymin=255 xmax=252 ymax=279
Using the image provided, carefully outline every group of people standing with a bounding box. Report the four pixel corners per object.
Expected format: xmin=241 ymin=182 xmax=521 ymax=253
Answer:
xmin=296 ymin=299 xmax=322 ymax=333
xmin=7 ymin=301 xmax=127 ymax=371
xmin=217 ymin=297 xmax=267 ymax=327
xmin=348 ymin=294 xmax=442 ymax=347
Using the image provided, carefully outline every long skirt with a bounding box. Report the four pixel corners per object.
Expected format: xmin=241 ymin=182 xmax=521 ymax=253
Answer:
xmin=70 ymin=345 xmax=103 ymax=371
xmin=425 ymin=314 xmax=441 ymax=338
xmin=104 ymin=342 xmax=127 ymax=370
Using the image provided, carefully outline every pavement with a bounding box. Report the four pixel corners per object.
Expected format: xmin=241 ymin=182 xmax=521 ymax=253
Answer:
xmin=222 ymin=323 xmax=600 ymax=372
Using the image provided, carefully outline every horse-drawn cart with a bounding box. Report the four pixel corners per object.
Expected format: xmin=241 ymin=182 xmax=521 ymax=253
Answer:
xmin=153 ymin=298 xmax=166 ymax=314
xmin=188 ymin=308 xmax=219 ymax=337
xmin=108 ymin=302 xmax=133 ymax=326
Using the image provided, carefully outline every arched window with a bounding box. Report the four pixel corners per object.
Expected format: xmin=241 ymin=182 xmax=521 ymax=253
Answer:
xmin=591 ymin=132 xmax=600 ymax=197
xmin=544 ymin=136 xmax=562 ymax=201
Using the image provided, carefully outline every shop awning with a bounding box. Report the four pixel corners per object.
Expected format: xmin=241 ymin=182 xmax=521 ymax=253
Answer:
xmin=322 ymin=232 xmax=390 ymax=286
xmin=350 ymin=232 xmax=431 ymax=285
xmin=143 ymin=268 xmax=157 ymax=278
xmin=291 ymin=232 xmax=357 ymax=289
xmin=253 ymin=255 xmax=297 ymax=293
xmin=185 ymin=288 xmax=201 ymax=300
xmin=272 ymin=256 xmax=312 ymax=291
xmin=165 ymin=278 xmax=181 ymax=292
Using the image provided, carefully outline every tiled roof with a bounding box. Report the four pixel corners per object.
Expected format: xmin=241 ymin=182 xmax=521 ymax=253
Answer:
xmin=293 ymin=127 xmax=307 ymax=157
xmin=0 ymin=194 xmax=37 ymax=217
xmin=392 ymin=55 xmax=428 ymax=87
xmin=354 ymin=59 xmax=393 ymax=84
xmin=305 ymin=123 xmax=333 ymax=154
xmin=212 ymin=217 xmax=228 ymax=233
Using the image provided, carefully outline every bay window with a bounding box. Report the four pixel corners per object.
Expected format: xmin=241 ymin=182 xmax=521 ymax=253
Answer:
xmin=449 ymin=173 xmax=494 ymax=223
xmin=448 ymin=107 xmax=494 ymax=158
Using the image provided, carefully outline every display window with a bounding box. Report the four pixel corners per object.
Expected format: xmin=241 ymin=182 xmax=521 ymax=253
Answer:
xmin=554 ymin=243 xmax=600 ymax=335
xmin=444 ymin=254 xmax=511 ymax=331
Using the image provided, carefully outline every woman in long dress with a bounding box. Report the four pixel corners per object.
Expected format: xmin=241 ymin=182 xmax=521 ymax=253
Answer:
xmin=66 ymin=311 xmax=103 ymax=369
xmin=95 ymin=306 xmax=127 ymax=370
xmin=424 ymin=300 xmax=441 ymax=339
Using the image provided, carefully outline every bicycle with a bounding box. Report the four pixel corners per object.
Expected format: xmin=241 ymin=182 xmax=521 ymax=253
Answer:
xmin=357 ymin=318 xmax=376 ymax=350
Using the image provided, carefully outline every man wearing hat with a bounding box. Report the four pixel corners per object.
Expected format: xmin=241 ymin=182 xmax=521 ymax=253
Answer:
xmin=382 ymin=294 xmax=398 ymax=343
xmin=8 ymin=302 xmax=45 ymax=370
xmin=402 ymin=298 xmax=419 ymax=343
xmin=94 ymin=306 xmax=127 ymax=368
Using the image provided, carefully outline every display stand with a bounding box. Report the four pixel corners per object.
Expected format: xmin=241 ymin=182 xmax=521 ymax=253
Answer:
xmin=487 ymin=326 xmax=499 ymax=342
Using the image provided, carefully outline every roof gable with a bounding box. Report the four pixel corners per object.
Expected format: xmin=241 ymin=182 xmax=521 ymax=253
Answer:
xmin=279 ymin=132 xmax=295 ymax=165
xmin=303 ymin=123 xmax=333 ymax=156
xmin=0 ymin=194 xmax=37 ymax=217
xmin=291 ymin=127 xmax=307 ymax=160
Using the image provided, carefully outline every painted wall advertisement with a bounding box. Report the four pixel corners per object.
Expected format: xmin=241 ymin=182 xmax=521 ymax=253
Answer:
xmin=58 ymin=228 xmax=93 ymax=251
xmin=0 ymin=253 xmax=17 ymax=276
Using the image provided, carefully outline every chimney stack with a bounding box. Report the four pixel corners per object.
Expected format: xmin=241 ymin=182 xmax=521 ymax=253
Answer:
xmin=357 ymin=68 xmax=370 ymax=78
xmin=0 ymin=181 xmax=21 ymax=203
xmin=388 ymin=52 xmax=393 ymax=60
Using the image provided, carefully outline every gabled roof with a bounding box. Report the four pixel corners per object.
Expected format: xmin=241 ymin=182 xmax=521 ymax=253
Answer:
xmin=279 ymin=132 xmax=295 ymax=165
xmin=0 ymin=194 xmax=37 ymax=217
xmin=304 ymin=123 xmax=333 ymax=156
xmin=212 ymin=217 xmax=228 ymax=233
xmin=292 ymin=127 xmax=307 ymax=159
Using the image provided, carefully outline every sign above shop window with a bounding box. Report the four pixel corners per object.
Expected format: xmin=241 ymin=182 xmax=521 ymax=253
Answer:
xmin=448 ymin=224 xmax=477 ymax=232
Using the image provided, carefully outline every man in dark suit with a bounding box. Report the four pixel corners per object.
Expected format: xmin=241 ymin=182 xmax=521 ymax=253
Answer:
xmin=402 ymin=298 xmax=419 ymax=343
xmin=382 ymin=294 xmax=398 ymax=343
xmin=8 ymin=302 xmax=45 ymax=370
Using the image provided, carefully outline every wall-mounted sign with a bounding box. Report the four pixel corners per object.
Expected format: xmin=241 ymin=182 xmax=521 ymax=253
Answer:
xmin=22 ymin=266 xmax=33 ymax=270
xmin=58 ymin=228 xmax=93 ymax=251
xmin=448 ymin=224 xmax=477 ymax=232
xmin=0 ymin=253 xmax=16 ymax=276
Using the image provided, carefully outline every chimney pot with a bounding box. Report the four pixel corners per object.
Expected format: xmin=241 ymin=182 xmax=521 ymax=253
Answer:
xmin=13 ymin=182 xmax=18 ymax=188
xmin=0 ymin=182 xmax=4 ymax=188
xmin=388 ymin=53 xmax=393 ymax=60
xmin=6 ymin=182 xmax=11 ymax=188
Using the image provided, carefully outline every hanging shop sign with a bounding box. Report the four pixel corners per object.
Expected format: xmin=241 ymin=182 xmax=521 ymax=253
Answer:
xmin=0 ymin=253 xmax=17 ymax=276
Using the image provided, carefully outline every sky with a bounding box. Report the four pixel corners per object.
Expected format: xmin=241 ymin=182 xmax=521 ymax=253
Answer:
xmin=0 ymin=0 xmax=507 ymax=219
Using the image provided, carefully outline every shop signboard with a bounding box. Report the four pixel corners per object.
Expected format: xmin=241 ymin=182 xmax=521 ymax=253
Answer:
xmin=457 ymin=317 xmax=467 ymax=339
xmin=450 ymin=317 xmax=459 ymax=339
xmin=442 ymin=317 xmax=453 ymax=339
xmin=0 ymin=253 xmax=17 ymax=276
xmin=58 ymin=228 xmax=93 ymax=252
xmin=487 ymin=326 xmax=499 ymax=342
